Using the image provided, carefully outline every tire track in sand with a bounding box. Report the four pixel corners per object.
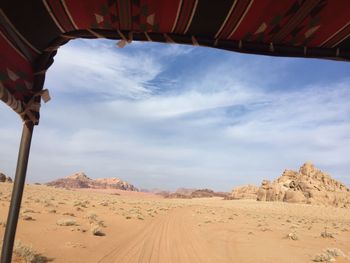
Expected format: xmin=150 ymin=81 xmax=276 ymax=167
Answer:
xmin=97 ymin=207 xmax=212 ymax=263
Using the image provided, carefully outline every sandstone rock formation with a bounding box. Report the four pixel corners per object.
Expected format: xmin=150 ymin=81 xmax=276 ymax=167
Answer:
xmin=94 ymin=178 xmax=138 ymax=191
xmin=46 ymin=172 xmax=138 ymax=191
xmin=0 ymin=172 xmax=12 ymax=183
xmin=230 ymin=185 xmax=259 ymax=200
xmin=257 ymin=162 xmax=350 ymax=208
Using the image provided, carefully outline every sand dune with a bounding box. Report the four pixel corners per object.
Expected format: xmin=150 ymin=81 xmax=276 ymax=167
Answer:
xmin=0 ymin=183 xmax=350 ymax=262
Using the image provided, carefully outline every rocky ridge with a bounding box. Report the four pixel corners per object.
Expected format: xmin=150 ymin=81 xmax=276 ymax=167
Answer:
xmin=160 ymin=188 xmax=229 ymax=199
xmin=46 ymin=172 xmax=138 ymax=191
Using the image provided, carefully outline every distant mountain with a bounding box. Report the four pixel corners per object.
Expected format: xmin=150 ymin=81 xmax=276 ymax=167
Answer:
xmin=46 ymin=172 xmax=138 ymax=191
xmin=161 ymin=188 xmax=229 ymax=199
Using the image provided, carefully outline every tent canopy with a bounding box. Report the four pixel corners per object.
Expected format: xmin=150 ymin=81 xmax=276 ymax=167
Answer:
xmin=1 ymin=0 xmax=350 ymax=124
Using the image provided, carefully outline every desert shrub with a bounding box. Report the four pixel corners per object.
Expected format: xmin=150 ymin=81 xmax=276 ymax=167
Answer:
xmin=22 ymin=209 xmax=35 ymax=214
xmin=13 ymin=241 xmax=49 ymax=263
xmin=320 ymin=228 xmax=334 ymax=238
xmin=86 ymin=212 xmax=105 ymax=227
xmin=21 ymin=214 xmax=34 ymax=221
xmin=86 ymin=212 xmax=98 ymax=223
xmin=313 ymin=248 xmax=346 ymax=262
xmin=56 ymin=218 xmax=77 ymax=226
xmin=286 ymin=232 xmax=298 ymax=240
xmin=62 ymin=212 xmax=75 ymax=217
xmin=324 ymin=248 xmax=345 ymax=258
xmin=91 ymin=225 xmax=105 ymax=236
xmin=96 ymin=220 xmax=106 ymax=227
xmin=73 ymin=200 xmax=89 ymax=208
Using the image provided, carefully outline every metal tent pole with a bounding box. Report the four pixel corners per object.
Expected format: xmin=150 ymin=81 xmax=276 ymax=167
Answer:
xmin=1 ymin=121 xmax=34 ymax=263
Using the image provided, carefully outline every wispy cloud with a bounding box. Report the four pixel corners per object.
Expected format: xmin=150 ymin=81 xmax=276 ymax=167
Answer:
xmin=47 ymin=39 xmax=163 ymax=99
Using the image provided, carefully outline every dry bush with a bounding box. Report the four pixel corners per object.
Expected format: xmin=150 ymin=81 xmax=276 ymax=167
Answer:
xmin=86 ymin=212 xmax=98 ymax=223
xmin=73 ymin=200 xmax=89 ymax=208
xmin=286 ymin=232 xmax=298 ymax=240
xmin=313 ymin=247 xmax=346 ymax=262
xmin=13 ymin=241 xmax=49 ymax=263
xmin=91 ymin=225 xmax=105 ymax=236
xmin=62 ymin=212 xmax=75 ymax=217
xmin=86 ymin=212 xmax=105 ymax=227
xmin=320 ymin=227 xmax=334 ymax=238
xmin=21 ymin=214 xmax=34 ymax=221
xmin=22 ymin=209 xmax=35 ymax=214
xmin=56 ymin=218 xmax=77 ymax=226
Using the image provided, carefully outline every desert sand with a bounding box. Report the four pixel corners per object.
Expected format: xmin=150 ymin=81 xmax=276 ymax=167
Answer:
xmin=1 ymin=183 xmax=350 ymax=263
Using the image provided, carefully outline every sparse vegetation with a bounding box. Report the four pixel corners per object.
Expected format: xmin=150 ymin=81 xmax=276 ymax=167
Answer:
xmin=73 ymin=200 xmax=89 ymax=208
xmin=22 ymin=209 xmax=35 ymax=214
xmin=56 ymin=218 xmax=77 ymax=226
xmin=321 ymin=227 xmax=334 ymax=238
xmin=62 ymin=212 xmax=75 ymax=217
xmin=91 ymin=225 xmax=105 ymax=236
xmin=86 ymin=212 xmax=98 ymax=223
xmin=13 ymin=241 xmax=49 ymax=263
xmin=313 ymin=248 xmax=346 ymax=262
xmin=21 ymin=214 xmax=34 ymax=221
xmin=286 ymin=232 xmax=298 ymax=240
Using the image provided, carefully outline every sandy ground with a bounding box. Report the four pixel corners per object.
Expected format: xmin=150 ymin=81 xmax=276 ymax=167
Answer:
xmin=0 ymin=183 xmax=350 ymax=263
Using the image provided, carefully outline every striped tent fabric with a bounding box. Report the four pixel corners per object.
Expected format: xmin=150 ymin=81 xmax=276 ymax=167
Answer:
xmin=1 ymin=0 xmax=350 ymax=124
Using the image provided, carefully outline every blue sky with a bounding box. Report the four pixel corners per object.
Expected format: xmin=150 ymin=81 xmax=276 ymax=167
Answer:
xmin=1 ymin=39 xmax=350 ymax=191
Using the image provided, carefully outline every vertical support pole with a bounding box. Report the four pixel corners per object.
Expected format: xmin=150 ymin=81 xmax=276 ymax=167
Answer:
xmin=1 ymin=121 xmax=34 ymax=263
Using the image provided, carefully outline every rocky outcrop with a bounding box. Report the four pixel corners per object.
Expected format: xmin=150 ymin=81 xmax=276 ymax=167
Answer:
xmin=231 ymin=185 xmax=259 ymax=200
xmin=46 ymin=172 xmax=138 ymax=191
xmin=94 ymin=178 xmax=138 ymax=191
xmin=0 ymin=172 xmax=12 ymax=183
xmin=256 ymin=180 xmax=285 ymax=202
xmin=257 ymin=162 xmax=350 ymax=208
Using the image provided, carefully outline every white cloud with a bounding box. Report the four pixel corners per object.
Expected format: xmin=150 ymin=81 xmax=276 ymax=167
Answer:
xmin=46 ymin=39 xmax=162 ymax=99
